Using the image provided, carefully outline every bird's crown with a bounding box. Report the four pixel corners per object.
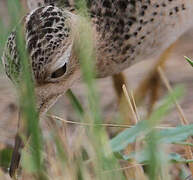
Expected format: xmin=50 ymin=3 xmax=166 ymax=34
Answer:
xmin=2 ymin=5 xmax=74 ymax=84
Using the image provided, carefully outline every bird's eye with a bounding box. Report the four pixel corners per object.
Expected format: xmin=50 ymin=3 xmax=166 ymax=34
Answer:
xmin=51 ymin=63 xmax=67 ymax=79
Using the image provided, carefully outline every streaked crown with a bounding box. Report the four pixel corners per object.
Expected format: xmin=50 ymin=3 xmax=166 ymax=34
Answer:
xmin=2 ymin=5 xmax=73 ymax=84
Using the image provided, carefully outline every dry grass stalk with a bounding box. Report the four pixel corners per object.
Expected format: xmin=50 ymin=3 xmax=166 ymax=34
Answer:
xmin=49 ymin=115 xmax=175 ymax=129
xmin=122 ymin=84 xmax=147 ymax=180
xmin=134 ymin=43 xmax=176 ymax=108
xmin=112 ymin=73 xmax=133 ymax=124
xmin=158 ymin=67 xmax=189 ymax=125
xmin=130 ymin=91 xmax=140 ymax=122
xmin=49 ymin=115 xmax=133 ymax=128
xmin=158 ymin=66 xmax=193 ymax=177
xmin=122 ymin=85 xmax=138 ymax=124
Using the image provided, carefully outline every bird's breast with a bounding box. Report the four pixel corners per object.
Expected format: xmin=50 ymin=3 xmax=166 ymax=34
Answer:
xmin=89 ymin=0 xmax=193 ymax=77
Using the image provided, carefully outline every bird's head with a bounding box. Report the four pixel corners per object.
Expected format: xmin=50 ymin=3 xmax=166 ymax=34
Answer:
xmin=2 ymin=6 xmax=81 ymax=115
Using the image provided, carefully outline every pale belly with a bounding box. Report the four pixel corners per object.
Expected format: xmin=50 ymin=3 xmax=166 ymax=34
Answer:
xmin=92 ymin=0 xmax=193 ymax=78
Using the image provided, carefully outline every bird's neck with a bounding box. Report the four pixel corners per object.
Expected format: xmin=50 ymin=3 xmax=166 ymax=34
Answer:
xmin=69 ymin=2 xmax=131 ymax=78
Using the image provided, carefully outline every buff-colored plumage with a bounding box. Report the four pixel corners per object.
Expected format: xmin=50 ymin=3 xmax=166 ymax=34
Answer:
xmin=2 ymin=0 xmax=193 ymax=113
xmin=2 ymin=0 xmax=193 ymax=177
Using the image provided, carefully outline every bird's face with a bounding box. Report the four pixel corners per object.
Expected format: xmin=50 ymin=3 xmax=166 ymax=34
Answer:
xmin=34 ymin=44 xmax=81 ymax=115
xmin=2 ymin=6 xmax=81 ymax=115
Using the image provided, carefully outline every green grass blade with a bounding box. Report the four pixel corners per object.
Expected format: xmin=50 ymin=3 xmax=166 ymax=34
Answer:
xmin=185 ymin=56 xmax=193 ymax=67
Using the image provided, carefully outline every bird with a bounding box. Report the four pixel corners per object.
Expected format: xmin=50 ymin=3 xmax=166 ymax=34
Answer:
xmin=2 ymin=0 xmax=193 ymax=177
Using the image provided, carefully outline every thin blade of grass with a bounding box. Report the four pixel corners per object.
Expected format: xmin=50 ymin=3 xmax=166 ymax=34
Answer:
xmin=185 ymin=56 xmax=193 ymax=67
xmin=7 ymin=0 xmax=46 ymax=179
xmin=74 ymin=1 xmax=125 ymax=179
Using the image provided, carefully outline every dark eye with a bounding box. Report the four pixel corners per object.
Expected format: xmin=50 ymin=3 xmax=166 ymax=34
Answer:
xmin=51 ymin=63 xmax=67 ymax=79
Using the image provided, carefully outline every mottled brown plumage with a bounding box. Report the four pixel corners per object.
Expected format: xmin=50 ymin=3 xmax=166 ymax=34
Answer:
xmin=91 ymin=0 xmax=193 ymax=76
xmin=3 ymin=1 xmax=193 ymax=83
xmin=2 ymin=0 xmax=193 ymax=112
